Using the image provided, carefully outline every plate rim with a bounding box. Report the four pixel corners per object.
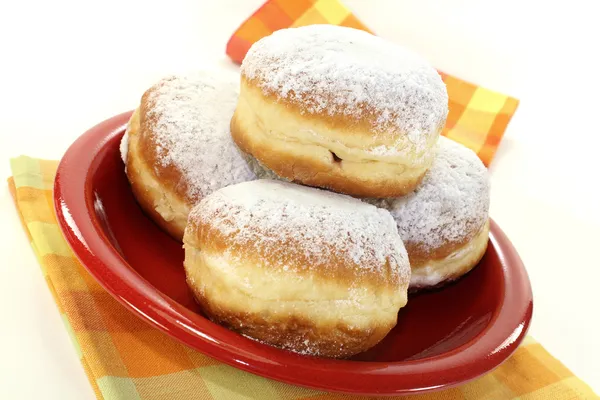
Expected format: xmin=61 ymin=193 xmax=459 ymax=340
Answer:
xmin=54 ymin=111 xmax=533 ymax=396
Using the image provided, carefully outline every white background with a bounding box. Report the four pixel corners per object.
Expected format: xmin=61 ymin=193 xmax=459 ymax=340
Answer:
xmin=0 ymin=0 xmax=599 ymax=398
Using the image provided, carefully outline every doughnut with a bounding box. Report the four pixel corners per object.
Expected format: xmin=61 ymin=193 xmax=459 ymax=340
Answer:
xmin=372 ymin=137 xmax=490 ymax=290
xmin=231 ymin=24 xmax=448 ymax=198
xmin=122 ymin=71 xmax=257 ymax=240
xmin=183 ymin=179 xmax=410 ymax=358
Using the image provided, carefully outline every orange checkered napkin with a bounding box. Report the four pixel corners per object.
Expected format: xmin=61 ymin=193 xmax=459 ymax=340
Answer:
xmin=226 ymin=0 xmax=519 ymax=166
xmin=8 ymin=155 xmax=599 ymax=400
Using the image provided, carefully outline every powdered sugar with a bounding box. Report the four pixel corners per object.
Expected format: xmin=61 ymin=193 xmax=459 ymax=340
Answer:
xmin=146 ymin=71 xmax=256 ymax=201
xmin=373 ymin=137 xmax=490 ymax=251
xmin=191 ymin=180 xmax=410 ymax=280
xmin=242 ymin=25 xmax=448 ymax=151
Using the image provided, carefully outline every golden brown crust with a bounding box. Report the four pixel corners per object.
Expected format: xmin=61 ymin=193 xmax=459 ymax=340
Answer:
xmin=231 ymin=79 xmax=434 ymax=198
xmin=137 ymin=83 xmax=194 ymax=206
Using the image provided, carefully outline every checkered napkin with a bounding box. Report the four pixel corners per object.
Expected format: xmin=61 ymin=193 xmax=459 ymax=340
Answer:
xmin=8 ymin=156 xmax=598 ymax=399
xmin=226 ymin=0 xmax=519 ymax=166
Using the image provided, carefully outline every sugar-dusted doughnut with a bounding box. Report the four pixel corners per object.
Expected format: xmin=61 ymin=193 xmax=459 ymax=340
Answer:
xmin=232 ymin=24 xmax=448 ymax=198
xmin=122 ymin=71 xmax=256 ymax=240
xmin=374 ymin=137 xmax=490 ymax=289
xmin=183 ymin=180 xmax=410 ymax=358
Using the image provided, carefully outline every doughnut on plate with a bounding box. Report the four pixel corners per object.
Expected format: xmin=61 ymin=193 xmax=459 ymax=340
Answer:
xmin=55 ymin=112 xmax=533 ymax=396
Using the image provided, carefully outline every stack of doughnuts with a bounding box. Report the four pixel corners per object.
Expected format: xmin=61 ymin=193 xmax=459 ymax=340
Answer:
xmin=122 ymin=25 xmax=490 ymax=358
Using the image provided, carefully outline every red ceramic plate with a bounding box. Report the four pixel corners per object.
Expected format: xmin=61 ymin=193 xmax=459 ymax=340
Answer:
xmin=54 ymin=112 xmax=533 ymax=396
